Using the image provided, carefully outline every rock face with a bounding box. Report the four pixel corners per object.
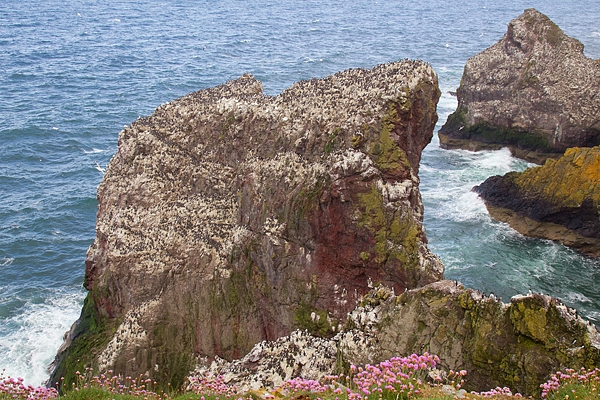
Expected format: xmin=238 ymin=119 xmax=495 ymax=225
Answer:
xmin=439 ymin=8 xmax=600 ymax=164
xmin=474 ymin=146 xmax=600 ymax=257
xmin=50 ymin=61 xmax=443 ymax=389
xmin=189 ymin=281 xmax=600 ymax=397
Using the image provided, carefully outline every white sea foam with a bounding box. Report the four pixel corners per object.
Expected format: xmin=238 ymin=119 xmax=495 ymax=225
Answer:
xmin=83 ymin=148 xmax=105 ymax=154
xmin=472 ymin=147 xmax=524 ymax=175
xmin=0 ymin=289 xmax=85 ymax=386
xmin=0 ymin=258 xmax=14 ymax=267
xmin=566 ymin=292 xmax=593 ymax=304
xmin=94 ymin=161 xmax=106 ymax=173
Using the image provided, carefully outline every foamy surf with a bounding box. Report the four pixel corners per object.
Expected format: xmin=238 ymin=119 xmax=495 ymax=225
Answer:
xmin=0 ymin=288 xmax=85 ymax=386
xmin=83 ymin=148 xmax=106 ymax=154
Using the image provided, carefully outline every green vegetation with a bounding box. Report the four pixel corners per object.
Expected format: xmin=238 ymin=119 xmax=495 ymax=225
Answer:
xmin=369 ymin=103 xmax=411 ymax=174
xmin=49 ymin=293 xmax=114 ymax=391
xmin=294 ymin=302 xmax=337 ymax=337
xmin=4 ymin=353 xmax=600 ymax=400
xmin=357 ymin=184 xmax=420 ymax=270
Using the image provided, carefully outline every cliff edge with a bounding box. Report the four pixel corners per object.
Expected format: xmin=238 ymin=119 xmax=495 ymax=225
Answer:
xmin=50 ymin=61 xmax=443 ymax=389
xmin=189 ymin=281 xmax=600 ymax=397
xmin=439 ymin=8 xmax=600 ymax=164
xmin=474 ymin=146 xmax=600 ymax=257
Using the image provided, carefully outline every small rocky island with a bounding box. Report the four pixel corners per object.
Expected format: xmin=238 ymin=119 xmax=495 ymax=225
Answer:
xmin=51 ymin=61 xmax=444 ymax=389
xmin=50 ymin=59 xmax=600 ymax=397
xmin=439 ymin=8 xmax=600 ymax=164
xmin=475 ymin=146 xmax=600 ymax=257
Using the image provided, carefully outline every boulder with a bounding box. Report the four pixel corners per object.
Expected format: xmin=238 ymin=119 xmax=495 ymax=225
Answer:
xmin=189 ymin=281 xmax=600 ymax=397
xmin=474 ymin=146 xmax=600 ymax=257
xmin=439 ymin=9 xmax=600 ymax=164
xmin=49 ymin=61 xmax=444 ymax=389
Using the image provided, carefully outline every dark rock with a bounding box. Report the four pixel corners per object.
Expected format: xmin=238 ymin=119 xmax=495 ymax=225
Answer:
xmin=49 ymin=61 xmax=444 ymax=389
xmin=439 ymin=9 xmax=600 ymax=164
xmin=474 ymin=146 xmax=600 ymax=256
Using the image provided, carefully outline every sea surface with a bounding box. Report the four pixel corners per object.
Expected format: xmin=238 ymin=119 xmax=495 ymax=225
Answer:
xmin=1 ymin=0 xmax=599 ymax=386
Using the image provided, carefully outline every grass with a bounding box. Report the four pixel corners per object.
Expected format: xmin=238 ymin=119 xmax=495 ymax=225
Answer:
xmin=2 ymin=355 xmax=600 ymax=400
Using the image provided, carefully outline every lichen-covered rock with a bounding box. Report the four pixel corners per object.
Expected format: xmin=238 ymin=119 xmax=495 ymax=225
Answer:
xmin=49 ymin=61 xmax=443 ymax=389
xmin=192 ymin=281 xmax=600 ymax=397
xmin=439 ymin=8 xmax=600 ymax=164
xmin=474 ymin=146 xmax=600 ymax=256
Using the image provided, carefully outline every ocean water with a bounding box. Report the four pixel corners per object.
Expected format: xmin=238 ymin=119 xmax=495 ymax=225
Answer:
xmin=1 ymin=0 xmax=599 ymax=386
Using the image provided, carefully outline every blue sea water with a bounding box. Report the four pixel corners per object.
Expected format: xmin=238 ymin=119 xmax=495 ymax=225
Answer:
xmin=1 ymin=0 xmax=599 ymax=385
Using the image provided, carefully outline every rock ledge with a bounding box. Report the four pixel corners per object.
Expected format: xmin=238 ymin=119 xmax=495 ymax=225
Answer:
xmin=474 ymin=146 xmax=600 ymax=257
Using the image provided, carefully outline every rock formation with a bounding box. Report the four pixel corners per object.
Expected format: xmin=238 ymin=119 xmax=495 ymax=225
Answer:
xmin=439 ymin=8 xmax=600 ymax=164
xmin=188 ymin=281 xmax=600 ymax=397
xmin=474 ymin=146 xmax=600 ymax=257
xmin=49 ymin=61 xmax=444 ymax=389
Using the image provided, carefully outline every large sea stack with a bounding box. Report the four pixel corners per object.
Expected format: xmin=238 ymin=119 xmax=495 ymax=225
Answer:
xmin=50 ymin=61 xmax=444 ymax=388
xmin=439 ymin=8 xmax=600 ymax=164
xmin=475 ymin=145 xmax=600 ymax=257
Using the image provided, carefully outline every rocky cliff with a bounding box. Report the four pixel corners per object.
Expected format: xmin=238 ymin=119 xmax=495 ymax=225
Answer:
xmin=474 ymin=146 xmax=600 ymax=257
xmin=439 ymin=8 xmax=600 ymax=164
xmin=50 ymin=61 xmax=444 ymax=389
xmin=189 ymin=281 xmax=600 ymax=397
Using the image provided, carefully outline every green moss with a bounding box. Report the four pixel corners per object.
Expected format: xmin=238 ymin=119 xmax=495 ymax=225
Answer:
xmin=369 ymin=103 xmax=411 ymax=174
xmin=468 ymin=123 xmax=551 ymax=152
xmin=50 ymin=293 xmax=114 ymax=392
xmin=546 ymin=21 xmax=563 ymax=46
xmin=294 ymin=302 xmax=336 ymax=337
xmin=357 ymin=184 xmax=420 ymax=270
xmin=150 ymin=322 xmax=195 ymax=392
xmin=441 ymin=106 xmax=468 ymax=135
xmin=325 ymin=127 xmax=341 ymax=154
xmin=351 ymin=133 xmax=364 ymax=148
xmin=289 ymin=179 xmax=324 ymax=225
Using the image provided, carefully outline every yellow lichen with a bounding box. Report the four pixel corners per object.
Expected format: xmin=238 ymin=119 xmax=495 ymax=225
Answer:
xmin=357 ymin=184 xmax=419 ymax=268
xmin=369 ymin=103 xmax=412 ymax=174
xmin=514 ymin=145 xmax=600 ymax=207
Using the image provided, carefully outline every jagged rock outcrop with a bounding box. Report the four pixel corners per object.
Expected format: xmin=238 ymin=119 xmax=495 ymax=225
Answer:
xmin=49 ymin=61 xmax=444 ymax=389
xmin=439 ymin=8 xmax=600 ymax=164
xmin=189 ymin=281 xmax=600 ymax=397
xmin=474 ymin=146 xmax=600 ymax=257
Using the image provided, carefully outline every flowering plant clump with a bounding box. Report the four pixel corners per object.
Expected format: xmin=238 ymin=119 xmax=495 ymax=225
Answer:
xmin=540 ymin=367 xmax=600 ymax=399
xmin=0 ymin=371 xmax=58 ymax=400
xmin=284 ymin=377 xmax=332 ymax=394
xmin=473 ymin=386 xmax=521 ymax=398
xmin=282 ymin=353 xmax=440 ymax=400
xmin=188 ymin=374 xmax=239 ymax=397
xmin=348 ymin=353 xmax=440 ymax=400
xmin=64 ymin=368 xmax=164 ymax=398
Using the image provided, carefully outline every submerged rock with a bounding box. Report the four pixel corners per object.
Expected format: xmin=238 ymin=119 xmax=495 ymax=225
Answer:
xmin=49 ymin=61 xmax=443 ymax=389
xmin=189 ymin=281 xmax=600 ymax=397
xmin=439 ymin=8 xmax=600 ymax=164
xmin=474 ymin=146 xmax=600 ymax=257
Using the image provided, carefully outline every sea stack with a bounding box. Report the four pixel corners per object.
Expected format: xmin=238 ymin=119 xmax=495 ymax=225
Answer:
xmin=439 ymin=8 xmax=600 ymax=164
xmin=49 ymin=61 xmax=444 ymax=389
xmin=474 ymin=145 xmax=600 ymax=257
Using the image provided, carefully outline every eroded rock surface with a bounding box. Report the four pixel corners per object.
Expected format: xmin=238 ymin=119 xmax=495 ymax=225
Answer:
xmin=50 ymin=61 xmax=443 ymax=389
xmin=192 ymin=282 xmax=600 ymax=397
xmin=439 ymin=8 xmax=600 ymax=164
xmin=474 ymin=146 xmax=600 ymax=257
